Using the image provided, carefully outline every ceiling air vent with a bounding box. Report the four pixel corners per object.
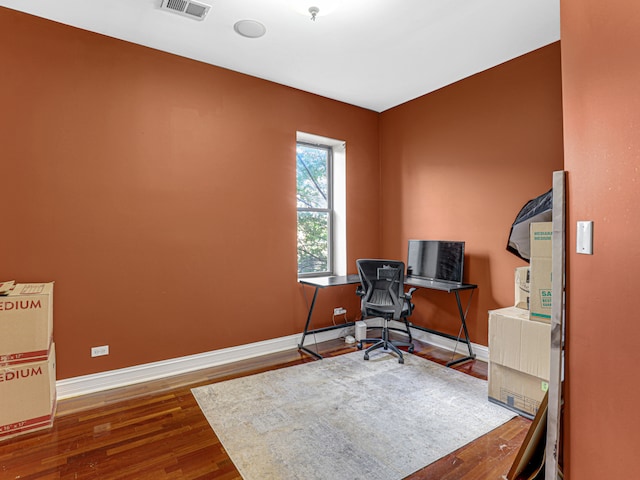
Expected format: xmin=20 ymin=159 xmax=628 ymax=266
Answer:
xmin=160 ymin=0 xmax=211 ymax=21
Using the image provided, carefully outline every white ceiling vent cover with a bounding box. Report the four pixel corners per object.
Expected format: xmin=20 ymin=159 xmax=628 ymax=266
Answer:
xmin=160 ymin=0 xmax=211 ymax=21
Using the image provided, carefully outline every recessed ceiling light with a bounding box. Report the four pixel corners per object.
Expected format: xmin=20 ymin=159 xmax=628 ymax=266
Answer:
xmin=234 ymin=20 xmax=267 ymax=39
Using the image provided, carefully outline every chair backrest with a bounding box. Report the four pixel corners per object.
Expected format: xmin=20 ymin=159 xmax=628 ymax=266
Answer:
xmin=356 ymin=259 xmax=406 ymax=320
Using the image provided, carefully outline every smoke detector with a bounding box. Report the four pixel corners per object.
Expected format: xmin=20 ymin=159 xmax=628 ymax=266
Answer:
xmin=160 ymin=0 xmax=211 ymax=21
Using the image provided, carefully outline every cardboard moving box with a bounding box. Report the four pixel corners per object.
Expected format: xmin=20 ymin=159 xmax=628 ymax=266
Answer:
xmin=0 ymin=343 xmax=56 ymax=441
xmin=0 ymin=283 xmax=53 ymax=365
xmin=488 ymin=306 xmax=550 ymax=417
xmin=489 ymin=363 xmax=548 ymax=419
xmin=529 ymin=223 xmax=552 ymax=322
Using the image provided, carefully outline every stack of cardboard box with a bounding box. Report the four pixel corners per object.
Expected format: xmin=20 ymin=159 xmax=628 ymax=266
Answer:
xmin=0 ymin=282 xmax=56 ymax=440
xmin=488 ymin=222 xmax=552 ymax=418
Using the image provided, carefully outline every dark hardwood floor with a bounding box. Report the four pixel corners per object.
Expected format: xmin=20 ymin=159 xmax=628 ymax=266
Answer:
xmin=0 ymin=339 xmax=531 ymax=479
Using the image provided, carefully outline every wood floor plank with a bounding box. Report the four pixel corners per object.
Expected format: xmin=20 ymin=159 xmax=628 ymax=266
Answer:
xmin=0 ymin=339 xmax=531 ymax=479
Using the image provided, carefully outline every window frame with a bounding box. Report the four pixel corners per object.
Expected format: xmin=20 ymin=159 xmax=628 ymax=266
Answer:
xmin=296 ymin=141 xmax=334 ymax=277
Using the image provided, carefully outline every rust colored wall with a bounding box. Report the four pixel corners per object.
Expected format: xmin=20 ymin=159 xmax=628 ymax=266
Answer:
xmin=379 ymin=44 xmax=564 ymax=344
xmin=0 ymin=8 xmax=377 ymax=378
xmin=561 ymin=1 xmax=640 ymax=478
xmin=0 ymin=7 xmax=565 ymax=384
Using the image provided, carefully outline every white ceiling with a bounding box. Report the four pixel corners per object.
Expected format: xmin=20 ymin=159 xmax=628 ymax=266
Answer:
xmin=1 ymin=0 xmax=560 ymax=112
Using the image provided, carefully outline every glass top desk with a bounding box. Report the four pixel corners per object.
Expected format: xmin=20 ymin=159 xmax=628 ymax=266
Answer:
xmin=298 ymin=274 xmax=477 ymax=366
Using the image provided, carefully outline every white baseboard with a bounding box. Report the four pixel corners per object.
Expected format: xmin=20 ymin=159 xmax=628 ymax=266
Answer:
xmin=57 ymin=334 xmax=295 ymax=399
xmin=56 ymin=326 xmax=347 ymax=399
xmin=56 ymin=322 xmax=487 ymax=400
xmin=409 ymin=327 xmax=489 ymax=363
xmin=382 ymin=319 xmax=488 ymax=363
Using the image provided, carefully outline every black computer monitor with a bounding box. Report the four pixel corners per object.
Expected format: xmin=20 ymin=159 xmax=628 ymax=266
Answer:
xmin=407 ymin=240 xmax=465 ymax=284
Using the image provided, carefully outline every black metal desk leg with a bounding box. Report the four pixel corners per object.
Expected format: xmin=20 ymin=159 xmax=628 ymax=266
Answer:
xmin=446 ymin=289 xmax=476 ymax=367
xmin=298 ymin=286 xmax=323 ymax=360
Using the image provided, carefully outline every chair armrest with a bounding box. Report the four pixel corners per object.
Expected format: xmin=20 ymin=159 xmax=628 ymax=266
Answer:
xmin=405 ymin=287 xmax=417 ymax=299
xmin=403 ymin=287 xmax=417 ymax=316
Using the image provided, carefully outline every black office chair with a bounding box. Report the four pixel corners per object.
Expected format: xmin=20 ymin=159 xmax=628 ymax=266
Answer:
xmin=355 ymin=259 xmax=416 ymax=364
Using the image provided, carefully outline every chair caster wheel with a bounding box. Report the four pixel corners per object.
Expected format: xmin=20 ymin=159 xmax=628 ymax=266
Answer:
xmin=364 ymin=354 xmax=369 ymax=361
xmin=357 ymin=343 xmax=362 ymax=350
xmin=408 ymin=346 xmax=414 ymax=353
xmin=399 ymin=358 xmax=404 ymax=364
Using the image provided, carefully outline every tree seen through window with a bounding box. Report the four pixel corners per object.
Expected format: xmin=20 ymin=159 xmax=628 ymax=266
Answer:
xmin=297 ymin=143 xmax=332 ymax=275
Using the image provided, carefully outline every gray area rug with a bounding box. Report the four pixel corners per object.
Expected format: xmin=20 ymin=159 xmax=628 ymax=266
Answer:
xmin=192 ymin=350 xmax=515 ymax=480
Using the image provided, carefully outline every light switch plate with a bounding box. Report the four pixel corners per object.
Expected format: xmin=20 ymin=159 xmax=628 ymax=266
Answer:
xmin=576 ymin=221 xmax=594 ymax=254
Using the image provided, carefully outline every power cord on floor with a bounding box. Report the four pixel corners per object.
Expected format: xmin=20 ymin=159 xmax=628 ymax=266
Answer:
xmin=336 ymin=312 xmax=359 ymax=345
xmin=332 ymin=311 xmax=349 ymax=326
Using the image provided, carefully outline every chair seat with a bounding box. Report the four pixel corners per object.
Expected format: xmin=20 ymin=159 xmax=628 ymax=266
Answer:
xmin=366 ymin=304 xmax=410 ymax=317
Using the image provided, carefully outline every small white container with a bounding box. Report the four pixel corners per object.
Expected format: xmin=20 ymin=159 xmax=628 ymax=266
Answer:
xmin=355 ymin=321 xmax=367 ymax=342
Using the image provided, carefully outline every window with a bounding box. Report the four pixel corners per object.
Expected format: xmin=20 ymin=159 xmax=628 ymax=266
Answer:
xmin=296 ymin=132 xmax=346 ymax=277
xmin=296 ymin=142 xmax=333 ymax=275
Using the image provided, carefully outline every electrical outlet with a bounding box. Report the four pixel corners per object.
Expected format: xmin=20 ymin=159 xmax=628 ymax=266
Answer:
xmin=91 ymin=345 xmax=109 ymax=357
xmin=334 ymin=307 xmax=347 ymax=315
